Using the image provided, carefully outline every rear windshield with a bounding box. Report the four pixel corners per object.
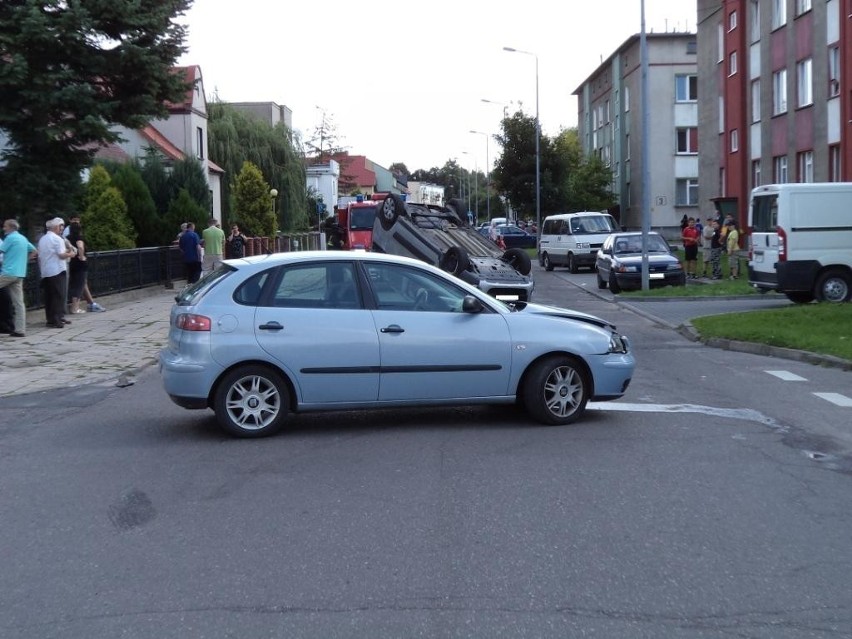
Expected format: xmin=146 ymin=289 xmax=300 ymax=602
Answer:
xmin=175 ymin=264 xmax=235 ymax=305
xmin=750 ymin=194 xmax=778 ymax=232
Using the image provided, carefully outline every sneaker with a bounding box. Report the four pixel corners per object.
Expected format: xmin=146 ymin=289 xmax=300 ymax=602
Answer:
xmin=9 ymin=331 xmax=26 ymax=338
xmin=88 ymin=303 xmax=106 ymax=312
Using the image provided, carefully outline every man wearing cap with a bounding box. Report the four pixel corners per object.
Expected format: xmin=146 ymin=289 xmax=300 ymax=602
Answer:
xmin=0 ymin=219 xmax=38 ymax=337
xmin=37 ymin=217 xmax=76 ymax=328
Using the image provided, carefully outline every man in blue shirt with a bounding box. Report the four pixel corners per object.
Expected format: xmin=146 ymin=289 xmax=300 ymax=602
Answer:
xmin=0 ymin=219 xmax=38 ymax=337
xmin=178 ymin=222 xmax=202 ymax=284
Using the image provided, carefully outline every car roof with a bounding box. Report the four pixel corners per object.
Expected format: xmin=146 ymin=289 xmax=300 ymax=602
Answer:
xmin=225 ymin=250 xmax=434 ymax=271
xmin=544 ymin=211 xmax=610 ymax=220
xmin=611 ymin=231 xmax=662 ymax=237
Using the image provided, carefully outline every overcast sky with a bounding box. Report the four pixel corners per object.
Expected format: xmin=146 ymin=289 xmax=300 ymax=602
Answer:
xmin=178 ymin=0 xmax=696 ymax=173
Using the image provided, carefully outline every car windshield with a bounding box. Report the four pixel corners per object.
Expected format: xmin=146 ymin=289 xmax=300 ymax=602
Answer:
xmin=571 ymin=215 xmax=616 ymax=234
xmin=350 ymin=206 xmax=377 ymax=230
xmin=614 ymin=236 xmax=670 ymax=254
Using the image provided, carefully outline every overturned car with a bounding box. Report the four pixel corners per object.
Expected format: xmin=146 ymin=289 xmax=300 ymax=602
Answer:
xmin=371 ymin=194 xmax=535 ymax=301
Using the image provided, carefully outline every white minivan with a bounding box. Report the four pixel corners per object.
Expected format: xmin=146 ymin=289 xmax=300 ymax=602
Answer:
xmin=538 ymin=211 xmax=618 ymax=273
xmin=748 ymin=183 xmax=852 ymax=303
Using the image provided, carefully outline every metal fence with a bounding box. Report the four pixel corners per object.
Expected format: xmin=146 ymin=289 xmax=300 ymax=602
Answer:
xmin=23 ymin=232 xmax=322 ymax=309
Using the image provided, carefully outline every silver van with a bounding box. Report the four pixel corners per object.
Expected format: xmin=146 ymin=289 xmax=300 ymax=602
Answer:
xmin=538 ymin=211 xmax=618 ymax=272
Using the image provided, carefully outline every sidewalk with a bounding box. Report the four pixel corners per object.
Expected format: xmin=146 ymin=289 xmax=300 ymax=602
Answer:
xmin=0 ymin=286 xmax=177 ymax=398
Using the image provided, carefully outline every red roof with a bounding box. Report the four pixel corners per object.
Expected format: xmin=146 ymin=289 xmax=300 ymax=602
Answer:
xmin=139 ymin=124 xmax=224 ymax=174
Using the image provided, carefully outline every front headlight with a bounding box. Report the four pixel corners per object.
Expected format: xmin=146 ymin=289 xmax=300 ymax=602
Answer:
xmin=608 ymin=333 xmax=630 ymax=354
xmin=616 ymin=264 xmax=638 ymax=273
xmin=667 ymin=263 xmax=683 ymax=271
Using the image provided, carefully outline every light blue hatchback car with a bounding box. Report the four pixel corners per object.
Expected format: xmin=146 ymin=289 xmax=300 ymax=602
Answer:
xmin=160 ymin=251 xmax=635 ymax=437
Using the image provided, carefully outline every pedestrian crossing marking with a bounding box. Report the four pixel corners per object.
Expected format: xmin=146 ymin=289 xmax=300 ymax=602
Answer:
xmin=813 ymin=393 xmax=852 ymax=408
xmin=766 ymin=370 xmax=807 ymax=381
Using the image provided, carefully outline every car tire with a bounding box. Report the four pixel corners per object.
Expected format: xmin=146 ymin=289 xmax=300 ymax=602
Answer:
xmin=608 ymin=274 xmax=621 ymax=294
xmin=378 ymin=194 xmax=406 ymax=231
xmin=439 ymin=246 xmax=471 ymax=276
xmin=213 ymin=365 xmax=289 ymax=438
xmin=785 ymin=291 xmax=814 ymax=304
xmin=521 ymin=355 xmax=589 ymax=425
xmin=596 ymin=270 xmax=607 ymax=289
xmin=542 ymin=252 xmax=554 ymax=271
xmin=503 ymin=248 xmax=532 ymax=275
xmin=568 ymin=253 xmax=579 ymax=274
xmin=814 ymin=269 xmax=851 ymax=303
xmin=446 ymin=198 xmax=467 ymax=226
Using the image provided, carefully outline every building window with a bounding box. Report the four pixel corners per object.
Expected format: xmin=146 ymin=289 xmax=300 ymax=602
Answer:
xmin=196 ymin=126 xmax=204 ymax=159
xmin=772 ymin=69 xmax=788 ymax=115
xmin=676 ymin=127 xmax=699 ymax=154
xmin=717 ymin=24 xmax=725 ymax=63
xmin=772 ymin=0 xmax=787 ymax=28
xmin=675 ymin=74 xmax=698 ymax=102
xmin=752 ymin=160 xmax=762 ymax=188
xmin=797 ymin=151 xmax=814 ymax=182
xmin=624 ymin=86 xmax=630 ymax=111
xmin=686 ymin=40 xmax=697 ymax=54
xmin=729 ymin=10 xmax=738 ymax=30
xmin=796 ymin=58 xmax=813 ymax=107
xmin=729 ymin=51 xmax=738 ymax=76
xmin=795 ymin=0 xmax=811 ymax=15
xmin=751 ymin=79 xmax=761 ymax=122
xmin=676 ymin=178 xmax=699 ymax=206
xmin=774 ymin=155 xmax=788 ymax=183
xmin=829 ymin=47 xmax=841 ymax=98
xmin=750 ymin=0 xmax=761 ymax=43
xmin=830 ymin=145 xmax=841 ymax=182
xmin=730 ymin=129 xmax=739 ymax=153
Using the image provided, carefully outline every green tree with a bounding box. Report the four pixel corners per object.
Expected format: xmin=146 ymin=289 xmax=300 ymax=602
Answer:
xmin=164 ymin=188 xmax=206 ymax=237
xmin=232 ymin=161 xmax=276 ymax=237
xmin=109 ymin=162 xmax=163 ymax=247
xmin=207 ymin=102 xmax=306 ymax=231
xmin=169 ymin=157 xmax=211 ymax=215
xmin=138 ymin=150 xmax=173 ymax=216
xmin=81 ymin=166 xmax=137 ymax=250
xmin=0 ymin=0 xmax=192 ymax=228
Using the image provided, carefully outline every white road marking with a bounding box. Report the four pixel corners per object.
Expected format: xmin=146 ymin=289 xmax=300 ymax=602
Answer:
xmin=589 ymin=402 xmax=781 ymax=427
xmin=813 ymin=393 xmax=852 ymax=407
xmin=766 ymin=370 xmax=808 ymax=382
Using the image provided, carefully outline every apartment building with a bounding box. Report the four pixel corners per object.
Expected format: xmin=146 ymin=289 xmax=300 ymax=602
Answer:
xmin=697 ymin=0 xmax=852 ymax=225
xmin=574 ymin=33 xmax=698 ymax=233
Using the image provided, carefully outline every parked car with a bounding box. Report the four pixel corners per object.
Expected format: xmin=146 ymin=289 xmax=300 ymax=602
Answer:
xmin=491 ymin=224 xmax=538 ymax=249
xmin=160 ymin=251 xmax=635 ymax=438
xmin=539 ymin=211 xmax=619 ymax=273
xmin=595 ymin=231 xmax=686 ymax=293
xmin=371 ymin=194 xmax=534 ymax=301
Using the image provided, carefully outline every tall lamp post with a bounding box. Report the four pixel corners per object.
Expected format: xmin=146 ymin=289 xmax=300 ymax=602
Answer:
xmin=503 ymin=46 xmax=540 ymax=235
xmin=469 ymin=130 xmax=490 ymax=222
xmin=481 ymin=98 xmax=509 ymax=119
xmin=463 ymin=150 xmax=478 ymax=221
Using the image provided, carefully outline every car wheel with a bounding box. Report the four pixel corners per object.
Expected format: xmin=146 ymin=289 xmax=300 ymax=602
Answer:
xmin=378 ymin=194 xmax=406 ymax=231
xmin=213 ymin=365 xmax=289 ymax=438
xmin=608 ymin=274 xmax=621 ymax=294
xmin=521 ymin=355 xmax=589 ymax=425
xmin=502 ymin=248 xmax=532 ymax=275
xmin=542 ymin=252 xmax=554 ymax=271
xmin=568 ymin=253 xmax=579 ymax=274
xmin=446 ymin=198 xmax=467 ymax=226
xmin=439 ymin=246 xmax=471 ymax=275
xmin=814 ymin=269 xmax=851 ymax=303
xmin=784 ymin=291 xmax=814 ymax=304
xmin=596 ymin=270 xmax=607 ymax=289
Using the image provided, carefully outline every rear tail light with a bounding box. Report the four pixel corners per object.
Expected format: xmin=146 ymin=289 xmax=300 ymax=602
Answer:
xmin=176 ymin=313 xmax=211 ymax=331
xmin=777 ymin=227 xmax=787 ymax=262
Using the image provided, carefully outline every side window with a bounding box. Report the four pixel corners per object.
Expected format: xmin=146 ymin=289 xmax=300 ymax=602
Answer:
xmin=366 ymin=262 xmax=470 ymax=312
xmin=270 ymin=262 xmax=360 ymax=309
xmin=234 ymin=270 xmax=271 ymax=305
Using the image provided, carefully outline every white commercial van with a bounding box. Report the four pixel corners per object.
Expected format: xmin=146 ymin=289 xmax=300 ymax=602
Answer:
xmin=748 ymin=183 xmax=852 ymax=303
xmin=538 ymin=211 xmax=618 ymax=272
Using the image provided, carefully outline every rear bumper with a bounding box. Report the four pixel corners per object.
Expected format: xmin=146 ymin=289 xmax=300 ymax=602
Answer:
xmin=159 ymin=349 xmax=218 ymax=409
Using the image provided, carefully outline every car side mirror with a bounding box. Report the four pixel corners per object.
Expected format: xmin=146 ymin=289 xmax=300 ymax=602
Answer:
xmin=462 ymin=295 xmax=483 ymax=313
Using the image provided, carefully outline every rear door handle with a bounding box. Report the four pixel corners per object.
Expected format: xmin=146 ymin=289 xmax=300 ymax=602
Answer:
xmin=381 ymin=324 xmax=404 ymax=334
xmin=259 ymin=321 xmax=284 ymax=331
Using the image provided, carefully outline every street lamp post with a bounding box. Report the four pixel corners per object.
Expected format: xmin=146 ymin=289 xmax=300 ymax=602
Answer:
xmin=469 ymin=130 xmax=490 ymax=222
xmin=269 ymin=188 xmax=278 ymax=251
xmin=481 ymin=98 xmax=509 ymax=119
xmin=503 ymin=46 xmax=540 ymax=236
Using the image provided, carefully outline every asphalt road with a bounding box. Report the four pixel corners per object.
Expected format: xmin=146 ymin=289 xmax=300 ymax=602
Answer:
xmin=1 ymin=268 xmax=851 ymax=638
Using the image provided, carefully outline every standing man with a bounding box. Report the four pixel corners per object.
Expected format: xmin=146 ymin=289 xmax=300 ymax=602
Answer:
xmin=681 ymin=217 xmax=700 ymax=280
xmin=226 ymin=224 xmax=248 ymax=258
xmin=38 ymin=217 xmax=76 ymax=328
xmin=178 ymin=222 xmax=202 ymax=284
xmin=709 ymin=219 xmax=724 ymax=280
xmin=0 ymin=219 xmax=38 ymax=337
xmin=201 ymin=218 xmax=225 ymax=273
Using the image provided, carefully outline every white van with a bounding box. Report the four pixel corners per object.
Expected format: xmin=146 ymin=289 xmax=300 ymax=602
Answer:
xmin=538 ymin=211 xmax=618 ymax=272
xmin=748 ymin=183 xmax=852 ymax=302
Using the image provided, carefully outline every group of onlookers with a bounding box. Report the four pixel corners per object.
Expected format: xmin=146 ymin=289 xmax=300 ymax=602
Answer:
xmin=681 ymin=213 xmax=740 ymax=281
xmin=177 ymin=218 xmax=247 ymax=284
xmin=0 ymin=216 xmax=105 ymax=338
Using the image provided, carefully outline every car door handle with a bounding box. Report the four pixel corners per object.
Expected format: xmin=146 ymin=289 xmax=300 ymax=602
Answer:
xmin=259 ymin=321 xmax=284 ymax=331
xmin=380 ymin=324 xmax=405 ymax=334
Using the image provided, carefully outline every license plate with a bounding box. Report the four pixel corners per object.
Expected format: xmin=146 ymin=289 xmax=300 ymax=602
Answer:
xmin=650 ymin=273 xmax=664 ymax=280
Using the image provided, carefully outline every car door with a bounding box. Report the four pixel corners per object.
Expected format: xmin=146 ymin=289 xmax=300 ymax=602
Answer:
xmin=252 ymin=260 xmax=380 ymax=405
xmin=362 ymin=262 xmax=513 ymax=401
